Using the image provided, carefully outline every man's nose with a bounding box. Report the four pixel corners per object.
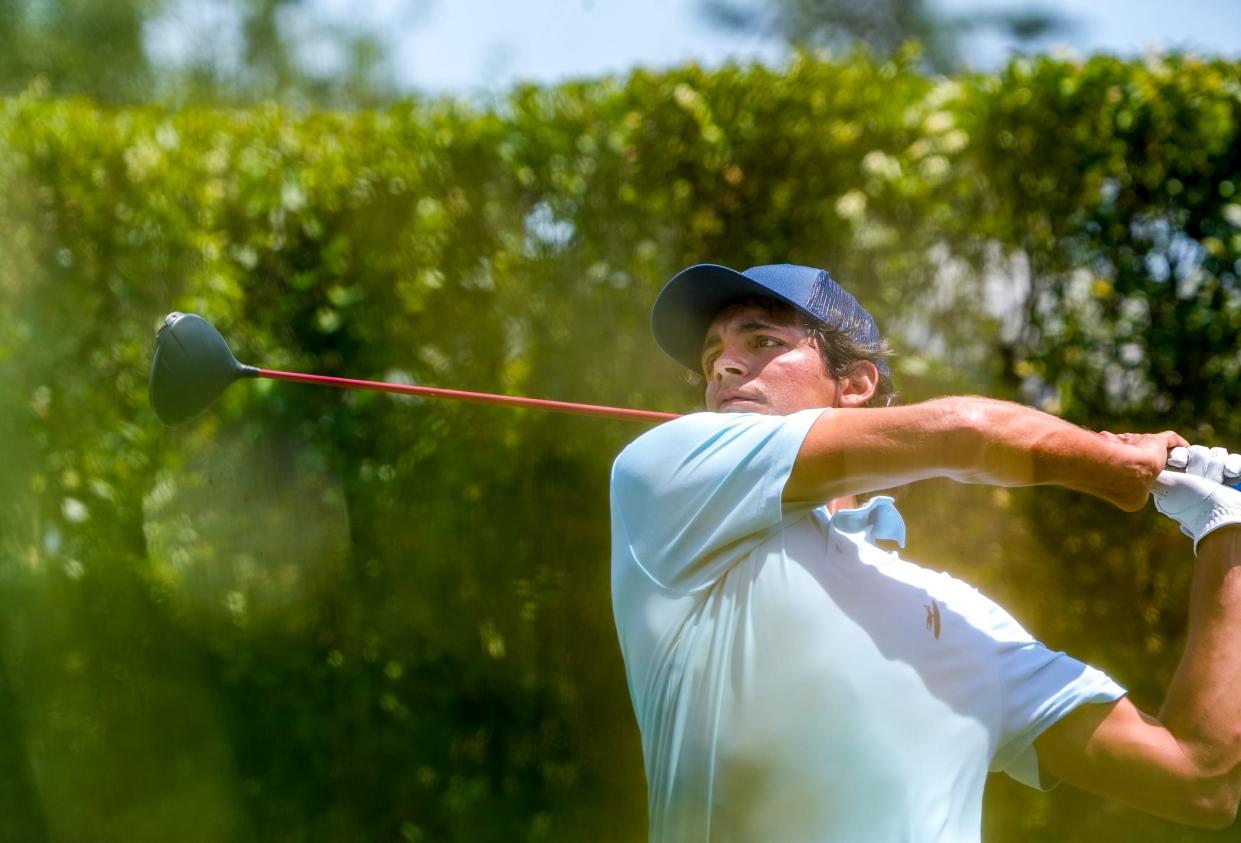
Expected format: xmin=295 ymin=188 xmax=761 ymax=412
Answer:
xmin=711 ymin=348 xmax=747 ymax=379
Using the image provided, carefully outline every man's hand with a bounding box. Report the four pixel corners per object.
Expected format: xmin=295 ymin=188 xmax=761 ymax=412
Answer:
xmin=1086 ymin=430 xmax=1189 ymax=511
xmin=1153 ymin=444 xmax=1241 ymax=552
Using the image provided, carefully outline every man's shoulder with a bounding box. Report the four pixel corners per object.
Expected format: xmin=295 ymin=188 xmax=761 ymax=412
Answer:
xmin=613 ymin=412 xmax=725 ymax=469
xmin=612 ymin=412 xmax=774 ymax=481
xmin=611 ymin=409 xmax=827 ymax=505
xmin=611 ymin=413 xmax=711 ymax=499
xmin=616 ymin=410 xmax=822 ymax=463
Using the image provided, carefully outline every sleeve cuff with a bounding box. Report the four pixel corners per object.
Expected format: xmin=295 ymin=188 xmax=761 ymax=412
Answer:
xmin=1000 ymin=686 xmax=1127 ymax=791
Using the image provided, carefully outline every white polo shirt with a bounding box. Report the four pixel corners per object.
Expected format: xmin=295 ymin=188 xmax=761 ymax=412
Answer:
xmin=609 ymin=410 xmax=1125 ymax=842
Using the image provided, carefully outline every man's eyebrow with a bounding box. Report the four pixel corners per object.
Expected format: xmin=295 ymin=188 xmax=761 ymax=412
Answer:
xmin=700 ymin=319 xmax=785 ymax=355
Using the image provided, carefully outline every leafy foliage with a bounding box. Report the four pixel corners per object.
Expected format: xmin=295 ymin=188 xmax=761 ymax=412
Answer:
xmin=1 ymin=52 xmax=1239 ymax=841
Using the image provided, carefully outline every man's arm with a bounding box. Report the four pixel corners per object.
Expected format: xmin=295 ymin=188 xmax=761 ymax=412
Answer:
xmin=1034 ymin=526 xmax=1241 ymax=829
xmin=783 ymin=396 xmax=1185 ymax=510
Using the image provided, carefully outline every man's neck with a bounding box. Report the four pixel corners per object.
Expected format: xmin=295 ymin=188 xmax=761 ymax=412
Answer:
xmin=827 ymin=497 xmax=858 ymax=513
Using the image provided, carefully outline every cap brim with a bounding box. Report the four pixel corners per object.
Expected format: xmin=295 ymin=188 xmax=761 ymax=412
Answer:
xmin=650 ymin=263 xmax=805 ymax=372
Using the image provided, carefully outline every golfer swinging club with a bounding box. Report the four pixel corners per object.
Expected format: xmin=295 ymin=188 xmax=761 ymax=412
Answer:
xmin=610 ymin=263 xmax=1241 ymax=841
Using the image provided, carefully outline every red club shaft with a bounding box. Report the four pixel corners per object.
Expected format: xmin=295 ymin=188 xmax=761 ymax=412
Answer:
xmin=256 ymin=369 xmax=681 ymax=424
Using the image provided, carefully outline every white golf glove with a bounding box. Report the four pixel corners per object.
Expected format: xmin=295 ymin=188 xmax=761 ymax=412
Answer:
xmin=1155 ymin=445 xmax=1241 ymax=552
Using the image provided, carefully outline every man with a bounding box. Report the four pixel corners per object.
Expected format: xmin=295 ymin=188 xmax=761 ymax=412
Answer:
xmin=609 ymin=263 xmax=1241 ymax=841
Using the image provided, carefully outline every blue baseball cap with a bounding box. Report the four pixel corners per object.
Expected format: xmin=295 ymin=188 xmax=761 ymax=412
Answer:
xmin=651 ymin=263 xmax=890 ymax=379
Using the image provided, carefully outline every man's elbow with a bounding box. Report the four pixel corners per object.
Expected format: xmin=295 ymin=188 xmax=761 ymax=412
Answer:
xmin=1186 ymin=790 xmax=1237 ymax=830
xmin=1184 ymin=767 xmax=1241 ymax=830
xmin=1206 ymin=803 xmax=1238 ymax=831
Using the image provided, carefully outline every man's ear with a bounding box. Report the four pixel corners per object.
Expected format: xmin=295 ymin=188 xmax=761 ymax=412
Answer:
xmin=835 ymin=361 xmax=880 ymax=408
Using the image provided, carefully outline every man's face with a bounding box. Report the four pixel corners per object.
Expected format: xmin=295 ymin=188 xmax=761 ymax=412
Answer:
xmin=701 ymin=302 xmax=842 ymax=415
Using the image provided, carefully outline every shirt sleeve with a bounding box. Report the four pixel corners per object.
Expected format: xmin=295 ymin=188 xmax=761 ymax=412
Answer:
xmin=610 ymin=409 xmax=826 ymax=593
xmin=990 ymin=636 xmax=1127 ymax=790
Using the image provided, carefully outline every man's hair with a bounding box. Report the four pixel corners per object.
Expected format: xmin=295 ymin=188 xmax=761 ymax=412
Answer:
xmin=724 ymin=296 xmax=897 ymax=407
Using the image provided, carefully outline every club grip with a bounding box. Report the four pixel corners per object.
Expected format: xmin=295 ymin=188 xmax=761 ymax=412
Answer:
xmin=1166 ymin=445 xmax=1241 ymax=485
xmin=1167 ymin=446 xmax=1188 ymax=470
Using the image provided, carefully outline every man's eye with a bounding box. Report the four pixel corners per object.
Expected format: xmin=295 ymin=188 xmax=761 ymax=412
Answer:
xmin=757 ymin=336 xmax=781 ymax=347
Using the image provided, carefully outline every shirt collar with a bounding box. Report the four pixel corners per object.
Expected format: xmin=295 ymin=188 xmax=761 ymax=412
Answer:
xmin=825 ymin=496 xmax=906 ymax=548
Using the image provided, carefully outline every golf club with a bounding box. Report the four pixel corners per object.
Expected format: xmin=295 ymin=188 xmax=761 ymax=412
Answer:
xmin=148 ymin=314 xmax=1227 ymax=480
xmin=149 ymin=312 xmax=682 ymax=426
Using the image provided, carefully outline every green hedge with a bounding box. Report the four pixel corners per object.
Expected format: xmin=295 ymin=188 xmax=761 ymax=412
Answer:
xmin=1 ymin=51 xmax=1239 ymax=842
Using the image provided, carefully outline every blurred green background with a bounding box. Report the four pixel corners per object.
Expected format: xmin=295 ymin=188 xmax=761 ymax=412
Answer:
xmin=2 ymin=2 xmax=1241 ymax=841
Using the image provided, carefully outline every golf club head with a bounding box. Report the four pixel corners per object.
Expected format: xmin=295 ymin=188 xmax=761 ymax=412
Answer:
xmin=150 ymin=312 xmax=258 ymax=425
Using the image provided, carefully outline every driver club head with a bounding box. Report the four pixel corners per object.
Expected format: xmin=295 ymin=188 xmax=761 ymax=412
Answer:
xmin=150 ymin=312 xmax=258 ymax=425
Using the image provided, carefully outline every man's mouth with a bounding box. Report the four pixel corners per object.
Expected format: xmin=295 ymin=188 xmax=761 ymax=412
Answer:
xmin=718 ymin=392 xmax=761 ymax=410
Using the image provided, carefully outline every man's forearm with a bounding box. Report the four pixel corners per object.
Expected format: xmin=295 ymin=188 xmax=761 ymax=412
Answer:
xmin=784 ymin=395 xmax=1176 ymax=508
xmin=949 ymin=396 xmax=1172 ymax=510
xmin=1158 ymin=527 xmax=1241 ymax=823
